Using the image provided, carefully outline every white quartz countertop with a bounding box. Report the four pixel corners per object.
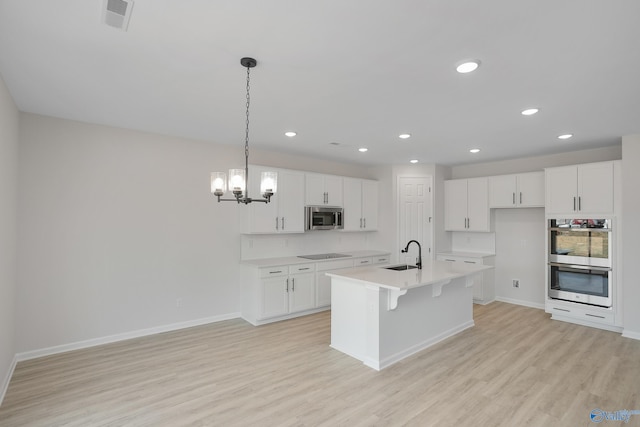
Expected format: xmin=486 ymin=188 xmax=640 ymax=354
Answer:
xmin=437 ymin=251 xmax=495 ymax=258
xmin=241 ymin=250 xmax=391 ymax=267
xmin=326 ymin=260 xmax=492 ymax=291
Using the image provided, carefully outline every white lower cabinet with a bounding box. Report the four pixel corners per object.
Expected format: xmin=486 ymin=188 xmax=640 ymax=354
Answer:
xmin=436 ymin=253 xmax=495 ymax=304
xmin=242 ymin=253 xmax=390 ymax=325
xmin=316 ymin=259 xmax=354 ymax=308
xmin=545 ymin=300 xmax=617 ymax=331
xmin=258 ymin=264 xmax=316 ymax=320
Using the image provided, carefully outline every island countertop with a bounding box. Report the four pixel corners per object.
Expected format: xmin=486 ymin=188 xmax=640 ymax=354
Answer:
xmin=326 ymin=259 xmax=491 ymax=292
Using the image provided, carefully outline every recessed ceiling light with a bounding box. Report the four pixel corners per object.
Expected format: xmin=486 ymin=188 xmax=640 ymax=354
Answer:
xmin=456 ymin=60 xmax=480 ymax=74
xmin=469 ymin=148 xmax=480 ymax=153
xmin=558 ymin=134 xmax=573 ymax=140
xmin=521 ymin=108 xmax=539 ymax=116
xmin=399 ymin=133 xmax=411 ymax=139
xmin=410 ymin=159 xmax=419 ymax=164
xmin=358 ymin=147 xmax=368 ymax=152
xmin=284 ymin=131 xmax=297 ymax=137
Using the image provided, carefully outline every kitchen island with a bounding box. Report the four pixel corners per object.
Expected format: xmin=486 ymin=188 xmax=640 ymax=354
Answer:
xmin=327 ymin=260 xmax=491 ymax=370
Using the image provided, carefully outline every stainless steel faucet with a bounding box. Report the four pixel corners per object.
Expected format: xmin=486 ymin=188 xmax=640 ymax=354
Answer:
xmin=401 ymin=240 xmax=422 ymax=269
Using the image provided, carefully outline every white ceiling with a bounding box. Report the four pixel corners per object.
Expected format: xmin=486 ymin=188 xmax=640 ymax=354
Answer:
xmin=1 ymin=0 xmax=638 ymax=166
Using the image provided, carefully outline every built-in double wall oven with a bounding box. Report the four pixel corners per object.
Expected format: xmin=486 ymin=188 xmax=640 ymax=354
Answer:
xmin=548 ymin=218 xmax=612 ymax=308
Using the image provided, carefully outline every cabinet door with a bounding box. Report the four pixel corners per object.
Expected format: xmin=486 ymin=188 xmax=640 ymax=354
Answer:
xmin=362 ymin=180 xmax=379 ymax=230
xmin=489 ymin=175 xmax=517 ymax=208
xmin=324 ymin=175 xmax=343 ymax=207
xmin=342 ymin=178 xmax=363 ymax=231
xmin=261 ymin=277 xmax=289 ymax=318
xmin=278 ymin=170 xmax=305 ymax=233
xmin=517 ymin=171 xmax=545 ymax=207
xmin=578 ymin=162 xmax=614 ymax=214
xmin=545 ymin=166 xmax=578 ymax=214
xmin=467 ymin=178 xmax=489 ymax=232
xmin=289 ymin=273 xmax=316 ymax=312
xmin=444 ymin=179 xmax=468 ymax=231
xmin=315 ymin=272 xmax=332 ymax=307
xmin=305 ymin=174 xmax=325 ymax=205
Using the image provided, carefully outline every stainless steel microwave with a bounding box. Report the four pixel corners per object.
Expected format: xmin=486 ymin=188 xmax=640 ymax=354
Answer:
xmin=305 ymin=206 xmax=343 ymax=230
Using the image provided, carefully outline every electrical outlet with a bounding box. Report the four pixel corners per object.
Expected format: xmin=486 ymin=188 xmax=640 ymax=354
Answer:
xmin=512 ymin=280 xmax=520 ymax=288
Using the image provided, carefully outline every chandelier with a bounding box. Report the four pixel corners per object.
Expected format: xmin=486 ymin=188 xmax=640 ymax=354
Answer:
xmin=211 ymin=57 xmax=277 ymax=204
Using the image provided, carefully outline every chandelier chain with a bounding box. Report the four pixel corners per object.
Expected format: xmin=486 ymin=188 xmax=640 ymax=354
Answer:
xmin=245 ymin=65 xmax=250 ymax=160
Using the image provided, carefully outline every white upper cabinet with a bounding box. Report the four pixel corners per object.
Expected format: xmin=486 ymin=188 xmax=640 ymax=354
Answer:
xmin=241 ymin=166 xmax=305 ymax=234
xmin=445 ymin=177 xmax=490 ymax=232
xmin=545 ymin=161 xmax=614 ymax=215
xmin=305 ymin=174 xmax=343 ymax=206
xmin=343 ymin=178 xmax=378 ymax=231
xmin=489 ymin=171 xmax=544 ymax=208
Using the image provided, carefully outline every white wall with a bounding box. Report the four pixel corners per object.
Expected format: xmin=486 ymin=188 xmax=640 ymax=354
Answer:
xmin=493 ymin=209 xmax=546 ymax=308
xmin=451 ymin=145 xmax=622 ymax=178
xmin=451 ymin=145 xmax=623 ymax=308
xmin=15 ymin=113 xmax=374 ymax=355
xmin=622 ymin=136 xmax=640 ymax=338
xmin=0 ymin=75 xmax=19 ymax=399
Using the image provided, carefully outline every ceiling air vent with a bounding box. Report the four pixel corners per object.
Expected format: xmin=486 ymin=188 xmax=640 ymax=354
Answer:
xmin=102 ymin=0 xmax=134 ymax=31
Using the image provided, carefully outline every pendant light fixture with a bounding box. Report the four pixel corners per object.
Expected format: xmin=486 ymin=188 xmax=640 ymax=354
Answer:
xmin=211 ymin=57 xmax=277 ymax=204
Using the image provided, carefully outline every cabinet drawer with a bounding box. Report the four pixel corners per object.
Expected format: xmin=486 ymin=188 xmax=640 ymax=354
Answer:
xmin=317 ymin=259 xmax=354 ymax=271
xmin=373 ymin=255 xmax=390 ymax=265
xmin=260 ymin=266 xmax=289 ymax=278
xmin=437 ymin=255 xmax=483 ymax=265
xmin=549 ymin=303 xmax=614 ymax=325
xmin=290 ymin=263 xmax=315 ymax=274
xmin=354 ymin=257 xmax=373 ymax=266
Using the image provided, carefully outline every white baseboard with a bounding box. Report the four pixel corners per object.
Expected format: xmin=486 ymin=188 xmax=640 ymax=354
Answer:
xmin=16 ymin=312 xmax=241 ymax=362
xmin=622 ymin=329 xmax=640 ymax=340
xmin=495 ymin=297 xmax=545 ymax=310
xmin=1 ymin=355 xmax=18 ymax=407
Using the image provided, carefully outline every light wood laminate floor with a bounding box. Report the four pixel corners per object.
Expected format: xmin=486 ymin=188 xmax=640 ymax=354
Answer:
xmin=2 ymin=302 xmax=640 ymax=426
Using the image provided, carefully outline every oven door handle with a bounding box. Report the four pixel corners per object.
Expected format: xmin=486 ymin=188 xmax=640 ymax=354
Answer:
xmin=548 ymin=263 xmax=611 ymax=272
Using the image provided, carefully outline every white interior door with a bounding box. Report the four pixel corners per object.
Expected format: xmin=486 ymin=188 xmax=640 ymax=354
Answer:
xmin=398 ymin=176 xmax=433 ymax=264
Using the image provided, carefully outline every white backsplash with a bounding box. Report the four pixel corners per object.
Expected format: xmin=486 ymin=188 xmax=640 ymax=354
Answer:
xmin=451 ymin=231 xmax=496 ymax=254
xmin=241 ymin=232 xmax=374 ymax=260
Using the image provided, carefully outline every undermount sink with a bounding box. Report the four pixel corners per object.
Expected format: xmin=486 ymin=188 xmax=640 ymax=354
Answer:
xmin=384 ymin=265 xmax=419 ymax=271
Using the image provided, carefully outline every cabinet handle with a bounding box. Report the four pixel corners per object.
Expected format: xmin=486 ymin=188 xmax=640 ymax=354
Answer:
xmin=360 ymin=218 xmax=363 ymax=228
xmin=578 ymin=196 xmax=581 ymax=211
xmin=585 ymin=313 xmax=605 ymax=319
xmin=292 ymin=278 xmax=295 ymax=291
xmin=269 ymin=270 xmax=283 ymax=274
xmin=445 ymin=259 xmax=455 ymax=262
xmin=275 ymin=217 xmax=279 ymax=230
xmin=363 ymin=218 xmax=366 ymax=228
xmin=520 ymin=192 xmax=522 ymax=204
xmin=298 ymin=267 xmax=310 ymax=271
xmin=553 ymin=307 xmax=570 ymax=313
xmin=512 ymin=192 xmax=515 ymax=205
xmin=464 ymin=261 xmax=476 ymax=264
xmin=360 ymin=260 xmax=369 ymax=264
xmin=286 ymin=278 xmax=289 ymax=292
xmin=573 ymin=197 xmax=576 ymax=211
xmin=282 ymin=217 xmax=285 ymax=229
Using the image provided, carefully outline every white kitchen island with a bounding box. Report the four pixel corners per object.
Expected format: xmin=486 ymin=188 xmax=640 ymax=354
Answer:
xmin=327 ymin=260 xmax=491 ymax=370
